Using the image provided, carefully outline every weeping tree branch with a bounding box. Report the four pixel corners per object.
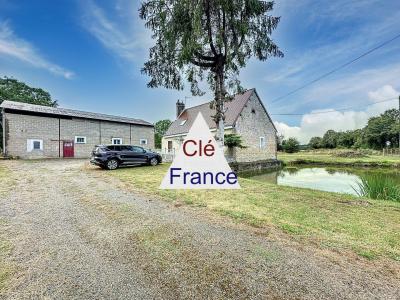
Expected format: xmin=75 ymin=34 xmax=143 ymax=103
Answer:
xmin=140 ymin=0 xmax=283 ymax=145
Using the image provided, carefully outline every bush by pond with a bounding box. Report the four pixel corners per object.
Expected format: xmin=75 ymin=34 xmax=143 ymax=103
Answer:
xmin=354 ymin=174 xmax=400 ymax=202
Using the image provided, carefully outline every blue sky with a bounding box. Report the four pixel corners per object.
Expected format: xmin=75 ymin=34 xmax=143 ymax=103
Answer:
xmin=1 ymin=0 xmax=400 ymax=143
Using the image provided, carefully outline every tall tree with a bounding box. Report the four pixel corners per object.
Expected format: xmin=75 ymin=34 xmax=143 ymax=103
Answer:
xmin=154 ymin=119 xmax=172 ymax=148
xmin=364 ymin=109 xmax=400 ymax=149
xmin=0 ymin=77 xmax=57 ymax=107
xmin=309 ymin=136 xmax=323 ymax=149
xmin=0 ymin=77 xmax=57 ymax=149
xmin=140 ymin=0 xmax=283 ymax=146
xmin=336 ymin=130 xmax=356 ymax=148
xmin=322 ymin=130 xmax=338 ymax=149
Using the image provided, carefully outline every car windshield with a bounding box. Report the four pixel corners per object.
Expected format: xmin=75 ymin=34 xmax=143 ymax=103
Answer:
xmin=94 ymin=146 xmax=109 ymax=152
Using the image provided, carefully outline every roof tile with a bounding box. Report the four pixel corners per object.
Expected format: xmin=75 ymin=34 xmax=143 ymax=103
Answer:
xmin=165 ymin=89 xmax=254 ymax=136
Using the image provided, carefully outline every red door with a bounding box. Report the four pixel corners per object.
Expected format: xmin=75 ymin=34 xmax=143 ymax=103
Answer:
xmin=63 ymin=141 xmax=74 ymax=158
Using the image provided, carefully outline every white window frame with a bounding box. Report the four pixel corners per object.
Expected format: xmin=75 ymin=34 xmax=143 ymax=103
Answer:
xmin=259 ymin=137 xmax=266 ymax=149
xmin=27 ymin=139 xmax=43 ymax=152
xmin=112 ymin=138 xmax=123 ymax=145
xmin=179 ymin=120 xmax=187 ymax=126
xmin=75 ymin=136 xmax=87 ymax=144
xmin=140 ymin=139 xmax=148 ymax=145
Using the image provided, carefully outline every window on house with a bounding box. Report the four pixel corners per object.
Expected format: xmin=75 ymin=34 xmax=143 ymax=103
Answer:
xmin=180 ymin=120 xmax=187 ymax=126
xmin=259 ymin=137 xmax=266 ymax=149
xmin=112 ymin=138 xmax=123 ymax=145
xmin=27 ymin=139 xmax=43 ymax=152
xmin=140 ymin=139 xmax=148 ymax=145
xmin=75 ymin=136 xmax=86 ymax=144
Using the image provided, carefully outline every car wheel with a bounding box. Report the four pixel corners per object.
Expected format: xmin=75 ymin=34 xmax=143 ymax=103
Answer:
xmin=149 ymin=157 xmax=159 ymax=166
xmin=106 ymin=159 xmax=119 ymax=170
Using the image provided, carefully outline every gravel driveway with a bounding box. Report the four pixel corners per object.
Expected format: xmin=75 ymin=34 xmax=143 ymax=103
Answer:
xmin=0 ymin=159 xmax=399 ymax=299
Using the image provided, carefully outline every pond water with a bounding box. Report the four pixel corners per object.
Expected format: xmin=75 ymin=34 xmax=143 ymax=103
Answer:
xmin=245 ymin=166 xmax=400 ymax=196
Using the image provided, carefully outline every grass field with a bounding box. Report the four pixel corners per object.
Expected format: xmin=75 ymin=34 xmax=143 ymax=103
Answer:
xmin=110 ymin=163 xmax=400 ymax=261
xmin=279 ymin=151 xmax=400 ymax=167
xmin=0 ymin=164 xmax=14 ymax=291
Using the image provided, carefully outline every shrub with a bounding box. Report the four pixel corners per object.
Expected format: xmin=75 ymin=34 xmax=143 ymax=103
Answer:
xmin=224 ymin=134 xmax=246 ymax=148
xmin=282 ymin=138 xmax=300 ymax=153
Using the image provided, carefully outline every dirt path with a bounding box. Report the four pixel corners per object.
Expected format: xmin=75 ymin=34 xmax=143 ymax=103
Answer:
xmin=0 ymin=160 xmax=399 ymax=299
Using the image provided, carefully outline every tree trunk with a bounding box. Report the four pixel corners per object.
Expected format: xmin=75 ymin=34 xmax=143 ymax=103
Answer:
xmin=214 ymin=69 xmax=225 ymax=149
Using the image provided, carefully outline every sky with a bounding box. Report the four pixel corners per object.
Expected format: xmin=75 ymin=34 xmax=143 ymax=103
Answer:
xmin=0 ymin=0 xmax=399 ymax=143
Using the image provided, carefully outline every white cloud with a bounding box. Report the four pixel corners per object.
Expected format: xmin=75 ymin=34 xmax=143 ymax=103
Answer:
xmin=272 ymin=63 xmax=400 ymax=114
xmin=305 ymin=64 xmax=400 ymax=103
xmin=268 ymin=0 xmax=400 ymax=88
xmin=368 ymin=84 xmax=398 ymax=102
xmin=81 ymin=0 xmax=152 ymax=63
xmin=275 ymin=85 xmax=399 ymax=144
xmin=0 ymin=21 xmax=74 ymax=79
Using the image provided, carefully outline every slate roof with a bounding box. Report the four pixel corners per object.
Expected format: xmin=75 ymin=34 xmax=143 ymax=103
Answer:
xmin=0 ymin=100 xmax=153 ymax=127
xmin=164 ymin=89 xmax=276 ymax=137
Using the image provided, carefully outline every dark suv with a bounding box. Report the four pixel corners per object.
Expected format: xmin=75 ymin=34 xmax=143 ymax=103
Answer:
xmin=90 ymin=145 xmax=162 ymax=170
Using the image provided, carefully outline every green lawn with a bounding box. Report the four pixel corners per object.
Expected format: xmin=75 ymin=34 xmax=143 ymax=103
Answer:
xmin=279 ymin=151 xmax=400 ymax=167
xmin=109 ymin=163 xmax=400 ymax=261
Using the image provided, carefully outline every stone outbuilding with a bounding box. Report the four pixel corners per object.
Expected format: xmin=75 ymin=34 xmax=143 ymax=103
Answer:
xmin=162 ymin=89 xmax=278 ymax=163
xmin=1 ymin=101 xmax=154 ymax=159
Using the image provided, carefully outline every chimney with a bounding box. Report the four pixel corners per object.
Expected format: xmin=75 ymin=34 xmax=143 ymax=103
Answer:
xmin=176 ymin=100 xmax=185 ymax=117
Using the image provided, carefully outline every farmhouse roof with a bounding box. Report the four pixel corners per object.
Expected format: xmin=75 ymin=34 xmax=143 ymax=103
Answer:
xmin=164 ymin=89 xmax=276 ymax=137
xmin=0 ymin=100 xmax=153 ymax=126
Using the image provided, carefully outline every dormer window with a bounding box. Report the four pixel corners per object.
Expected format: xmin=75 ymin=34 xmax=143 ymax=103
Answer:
xmin=180 ymin=120 xmax=187 ymax=126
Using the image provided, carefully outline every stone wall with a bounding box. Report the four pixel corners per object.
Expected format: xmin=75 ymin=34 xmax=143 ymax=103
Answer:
xmin=234 ymin=92 xmax=277 ymax=162
xmin=4 ymin=112 xmax=59 ymax=158
xmin=229 ymin=159 xmax=282 ymax=174
xmin=60 ymin=118 xmax=102 ymax=158
xmin=3 ymin=112 xmax=154 ymax=159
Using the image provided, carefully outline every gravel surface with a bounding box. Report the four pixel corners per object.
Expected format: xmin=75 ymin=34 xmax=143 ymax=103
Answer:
xmin=0 ymin=159 xmax=399 ymax=299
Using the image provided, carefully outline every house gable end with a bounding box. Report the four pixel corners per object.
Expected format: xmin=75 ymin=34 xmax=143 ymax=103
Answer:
xmin=164 ymin=89 xmax=254 ymax=137
xmin=232 ymin=89 xmax=277 ymax=132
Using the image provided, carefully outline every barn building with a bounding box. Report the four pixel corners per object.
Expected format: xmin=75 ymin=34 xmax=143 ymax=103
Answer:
xmin=1 ymin=101 xmax=154 ymax=159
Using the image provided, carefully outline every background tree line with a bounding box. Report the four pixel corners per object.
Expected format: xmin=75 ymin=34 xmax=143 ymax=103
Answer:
xmin=277 ymin=108 xmax=400 ymax=153
xmin=308 ymin=109 xmax=400 ymax=150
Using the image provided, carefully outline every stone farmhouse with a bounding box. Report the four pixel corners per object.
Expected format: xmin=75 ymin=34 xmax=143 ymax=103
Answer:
xmin=1 ymin=101 xmax=154 ymax=159
xmin=162 ymin=89 xmax=277 ymax=163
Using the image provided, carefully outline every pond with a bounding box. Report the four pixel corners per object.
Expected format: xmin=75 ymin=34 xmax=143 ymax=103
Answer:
xmin=245 ymin=166 xmax=400 ymax=196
